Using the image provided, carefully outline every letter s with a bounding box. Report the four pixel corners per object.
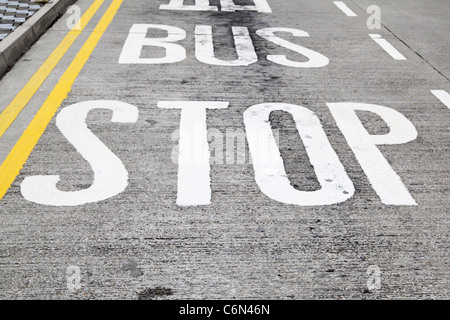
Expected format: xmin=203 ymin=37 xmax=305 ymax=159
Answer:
xmin=21 ymin=100 xmax=138 ymax=206
xmin=256 ymin=27 xmax=329 ymax=68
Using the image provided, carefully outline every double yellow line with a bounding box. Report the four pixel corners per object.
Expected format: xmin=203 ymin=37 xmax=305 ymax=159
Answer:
xmin=0 ymin=0 xmax=123 ymax=201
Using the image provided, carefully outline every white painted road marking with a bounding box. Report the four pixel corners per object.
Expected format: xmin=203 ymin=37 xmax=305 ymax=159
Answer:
xmin=160 ymin=0 xmax=218 ymax=11
xmin=369 ymin=34 xmax=407 ymax=60
xmin=158 ymin=101 xmax=229 ymax=206
xmin=244 ymin=103 xmax=355 ymax=206
xmin=195 ymin=26 xmax=258 ymax=67
xmin=333 ymin=1 xmax=357 ymax=17
xmin=328 ymin=102 xmax=417 ymax=206
xmin=220 ymin=0 xmax=272 ymax=13
xmin=256 ymin=28 xmax=329 ymax=68
xmin=431 ymin=90 xmax=450 ymax=110
xmin=119 ymin=24 xmax=329 ymax=68
xmin=21 ymin=101 xmax=139 ymax=206
xmin=17 ymin=99 xmax=419 ymax=207
xmin=159 ymin=0 xmax=272 ymax=12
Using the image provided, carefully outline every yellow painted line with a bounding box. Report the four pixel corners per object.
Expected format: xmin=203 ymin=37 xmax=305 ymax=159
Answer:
xmin=0 ymin=0 xmax=105 ymax=139
xmin=0 ymin=0 xmax=124 ymax=201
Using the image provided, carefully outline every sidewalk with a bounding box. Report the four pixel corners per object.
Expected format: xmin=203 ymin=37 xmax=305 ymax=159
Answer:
xmin=0 ymin=0 xmax=76 ymax=77
xmin=0 ymin=0 xmax=43 ymax=41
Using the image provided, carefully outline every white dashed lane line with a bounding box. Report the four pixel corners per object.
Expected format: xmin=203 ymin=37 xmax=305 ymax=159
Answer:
xmin=431 ymin=90 xmax=450 ymax=110
xmin=333 ymin=1 xmax=357 ymax=17
xmin=369 ymin=34 xmax=407 ymax=60
xmin=333 ymin=2 xmax=407 ymax=62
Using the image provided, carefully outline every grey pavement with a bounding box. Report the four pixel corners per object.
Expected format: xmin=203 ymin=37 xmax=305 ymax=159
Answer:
xmin=0 ymin=0 xmax=448 ymax=300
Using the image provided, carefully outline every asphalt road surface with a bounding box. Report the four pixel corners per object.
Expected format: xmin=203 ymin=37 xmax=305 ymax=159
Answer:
xmin=0 ymin=0 xmax=448 ymax=299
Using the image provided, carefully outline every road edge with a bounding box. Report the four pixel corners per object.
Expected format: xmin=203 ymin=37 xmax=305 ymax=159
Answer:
xmin=0 ymin=0 xmax=77 ymax=77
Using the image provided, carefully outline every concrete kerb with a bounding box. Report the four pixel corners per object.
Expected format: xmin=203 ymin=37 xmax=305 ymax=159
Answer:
xmin=0 ymin=0 xmax=77 ymax=78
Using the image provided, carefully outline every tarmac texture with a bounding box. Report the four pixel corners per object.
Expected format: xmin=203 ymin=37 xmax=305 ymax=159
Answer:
xmin=0 ymin=0 xmax=448 ymax=299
